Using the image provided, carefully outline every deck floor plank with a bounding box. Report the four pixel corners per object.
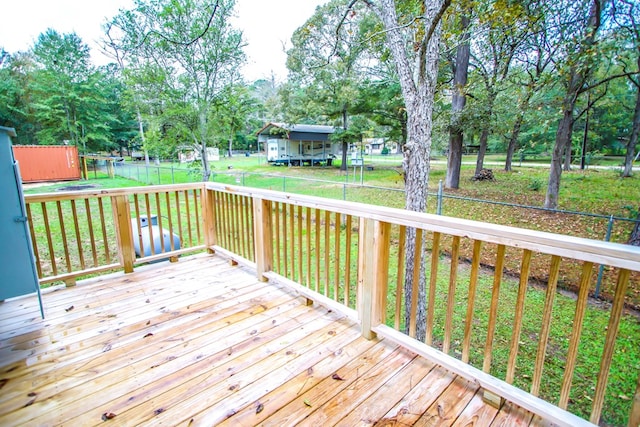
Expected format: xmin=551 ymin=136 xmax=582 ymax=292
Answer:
xmin=0 ymin=253 xmax=542 ymax=426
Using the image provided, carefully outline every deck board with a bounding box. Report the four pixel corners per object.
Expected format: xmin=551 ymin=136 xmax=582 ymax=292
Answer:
xmin=0 ymin=253 xmax=541 ymax=426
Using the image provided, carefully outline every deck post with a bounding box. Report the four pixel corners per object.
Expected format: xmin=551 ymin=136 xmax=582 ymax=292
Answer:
xmin=201 ymin=187 xmax=217 ymax=254
xmin=253 ymin=197 xmax=273 ymax=282
xmin=357 ymin=218 xmax=390 ymax=340
xmin=111 ymin=195 xmax=135 ymax=273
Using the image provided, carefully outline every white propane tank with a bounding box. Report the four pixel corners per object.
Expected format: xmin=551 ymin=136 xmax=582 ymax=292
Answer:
xmin=131 ymin=215 xmax=181 ymax=258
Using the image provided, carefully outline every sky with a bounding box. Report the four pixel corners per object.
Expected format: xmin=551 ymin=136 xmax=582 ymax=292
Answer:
xmin=0 ymin=0 xmax=325 ymax=82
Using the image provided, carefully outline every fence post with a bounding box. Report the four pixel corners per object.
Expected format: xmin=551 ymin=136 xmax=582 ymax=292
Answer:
xmin=253 ymin=197 xmax=273 ymax=281
xmin=171 ymin=164 xmax=175 ymax=184
xmin=111 ymin=195 xmax=135 ymax=273
xmin=343 ymin=183 xmax=347 ymax=200
xmin=283 ymin=176 xmax=286 ymax=192
xmin=157 ymin=166 xmax=161 ymax=185
xmin=595 ymin=215 xmax=614 ymax=298
xmin=437 ymin=180 xmax=443 ymax=215
xmin=357 ymin=217 xmax=391 ymax=340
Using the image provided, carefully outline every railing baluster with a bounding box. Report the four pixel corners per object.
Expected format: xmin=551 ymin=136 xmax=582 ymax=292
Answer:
xmin=154 ymin=193 xmax=165 ymax=254
xmin=289 ymin=204 xmax=295 ymax=280
xmin=394 ymin=225 xmax=406 ymax=331
xmin=98 ymin=198 xmax=110 ymax=264
xmin=26 ymin=203 xmax=42 ymax=278
xmin=274 ymin=202 xmax=281 ymax=274
xmin=344 ymin=214 xmax=352 ymax=307
xmin=314 ymin=208 xmax=321 ymax=293
xmin=193 ymin=189 xmax=201 ymax=244
xmin=462 ymin=239 xmax=482 ymax=363
xmin=324 ymin=210 xmax=330 ymax=297
xmin=590 ymin=268 xmax=631 ymax=424
xmin=297 ymin=205 xmax=303 ymax=283
xmin=41 ymin=202 xmax=57 ymax=276
xmin=249 ymin=198 xmax=255 ymax=261
xmin=426 ymin=231 xmax=441 ymax=345
xmin=84 ymin=199 xmax=98 ymax=267
xmin=144 ymin=194 xmax=155 ymax=256
xmin=306 ymin=206 xmax=311 ymax=289
xmin=483 ymin=244 xmax=505 ymax=373
xmin=334 ymin=212 xmax=341 ymax=301
xmin=408 ymin=228 xmax=423 ymax=339
xmin=56 ymin=201 xmax=72 ymax=272
xmin=70 ymin=200 xmax=85 ymax=271
xmin=184 ymin=190 xmax=193 ymax=247
xmin=443 ymin=235 xmax=461 ymax=354
xmin=531 ymin=255 xmax=561 ymax=396
xmin=166 ymin=193 xmax=176 ymax=251
xmin=506 ymin=249 xmax=532 ymax=384
xmin=174 ymin=192 xmax=184 ymax=250
xmin=559 ymin=261 xmax=594 ymax=408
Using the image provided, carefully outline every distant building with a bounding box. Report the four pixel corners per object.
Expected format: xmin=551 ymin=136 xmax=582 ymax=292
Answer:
xmin=257 ymin=122 xmax=339 ymax=166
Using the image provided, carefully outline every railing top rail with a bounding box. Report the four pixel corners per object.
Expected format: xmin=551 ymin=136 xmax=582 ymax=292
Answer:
xmin=206 ymin=183 xmax=640 ymax=271
xmin=24 ymin=183 xmax=204 ymax=203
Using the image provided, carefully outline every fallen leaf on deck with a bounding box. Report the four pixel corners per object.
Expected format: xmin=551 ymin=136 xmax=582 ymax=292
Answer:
xmin=65 ymin=306 xmax=74 ymax=312
xmin=102 ymin=412 xmax=116 ymax=420
xmin=143 ymin=333 xmax=154 ymax=338
xmin=256 ymin=403 xmax=264 ymax=414
xmin=304 ymin=399 xmax=312 ymax=407
xmin=331 ymin=373 xmax=345 ymax=381
xmin=437 ymin=403 xmax=445 ymax=418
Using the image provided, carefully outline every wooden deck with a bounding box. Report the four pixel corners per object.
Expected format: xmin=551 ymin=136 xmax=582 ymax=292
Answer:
xmin=0 ymin=253 xmax=543 ymax=426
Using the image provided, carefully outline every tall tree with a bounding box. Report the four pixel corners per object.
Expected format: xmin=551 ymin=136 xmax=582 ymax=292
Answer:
xmin=360 ymin=0 xmax=450 ymax=341
xmin=614 ymin=0 xmax=640 ymax=177
xmin=287 ymin=0 xmax=376 ymax=170
xmin=544 ymin=0 xmax=605 ymax=209
xmin=110 ymin=0 xmax=245 ymax=181
xmin=445 ymin=7 xmax=471 ymax=189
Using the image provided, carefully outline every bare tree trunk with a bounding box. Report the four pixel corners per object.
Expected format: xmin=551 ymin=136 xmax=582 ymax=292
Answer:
xmin=505 ymin=89 xmax=533 ymax=171
xmin=563 ymin=136 xmax=572 ymax=171
xmin=623 ymin=81 xmax=640 ymax=177
xmin=374 ymin=0 xmax=446 ymax=342
xmin=475 ymin=128 xmax=489 ymax=175
xmin=546 ymin=107 xmax=574 ymax=209
xmin=445 ymin=13 xmax=471 ymax=189
xmin=341 ymin=105 xmax=348 ymax=171
xmin=544 ymin=0 xmax=602 ymax=209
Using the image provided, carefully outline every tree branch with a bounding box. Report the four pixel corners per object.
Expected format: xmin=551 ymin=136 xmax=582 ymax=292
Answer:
xmin=137 ymin=1 xmax=220 ymax=49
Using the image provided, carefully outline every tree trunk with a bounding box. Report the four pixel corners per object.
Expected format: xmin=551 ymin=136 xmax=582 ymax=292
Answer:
xmin=475 ymin=128 xmax=489 ymax=176
xmin=544 ymin=0 xmax=602 ymax=209
xmin=630 ymin=209 xmax=640 ymax=246
xmin=445 ymin=13 xmax=471 ymax=189
xmin=505 ymin=88 xmax=533 ymax=171
xmin=623 ymin=81 xmax=640 ymax=178
xmin=546 ymin=107 xmax=574 ymax=209
xmin=446 ymin=132 xmax=463 ymax=188
xmin=563 ymin=135 xmax=572 ymax=171
xmin=341 ymin=105 xmax=348 ymax=171
xmin=374 ymin=0 xmax=446 ymax=342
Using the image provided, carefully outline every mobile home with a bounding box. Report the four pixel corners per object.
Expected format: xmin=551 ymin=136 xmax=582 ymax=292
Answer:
xmin=257 ymin=123 xmax=338 ymax=166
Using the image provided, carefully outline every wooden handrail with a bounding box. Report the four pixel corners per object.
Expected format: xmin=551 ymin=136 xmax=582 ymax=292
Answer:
xmin=205 ymin=183 xmax=640 ymax=426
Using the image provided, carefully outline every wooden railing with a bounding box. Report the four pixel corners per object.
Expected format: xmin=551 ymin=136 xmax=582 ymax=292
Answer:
xmin=24 ymin=182 xmax=640 ymax=426
xmin=24 ymin=183 xmax=206 ymax=286
xmin=204 ymin=183 xmax=640 ymax=427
